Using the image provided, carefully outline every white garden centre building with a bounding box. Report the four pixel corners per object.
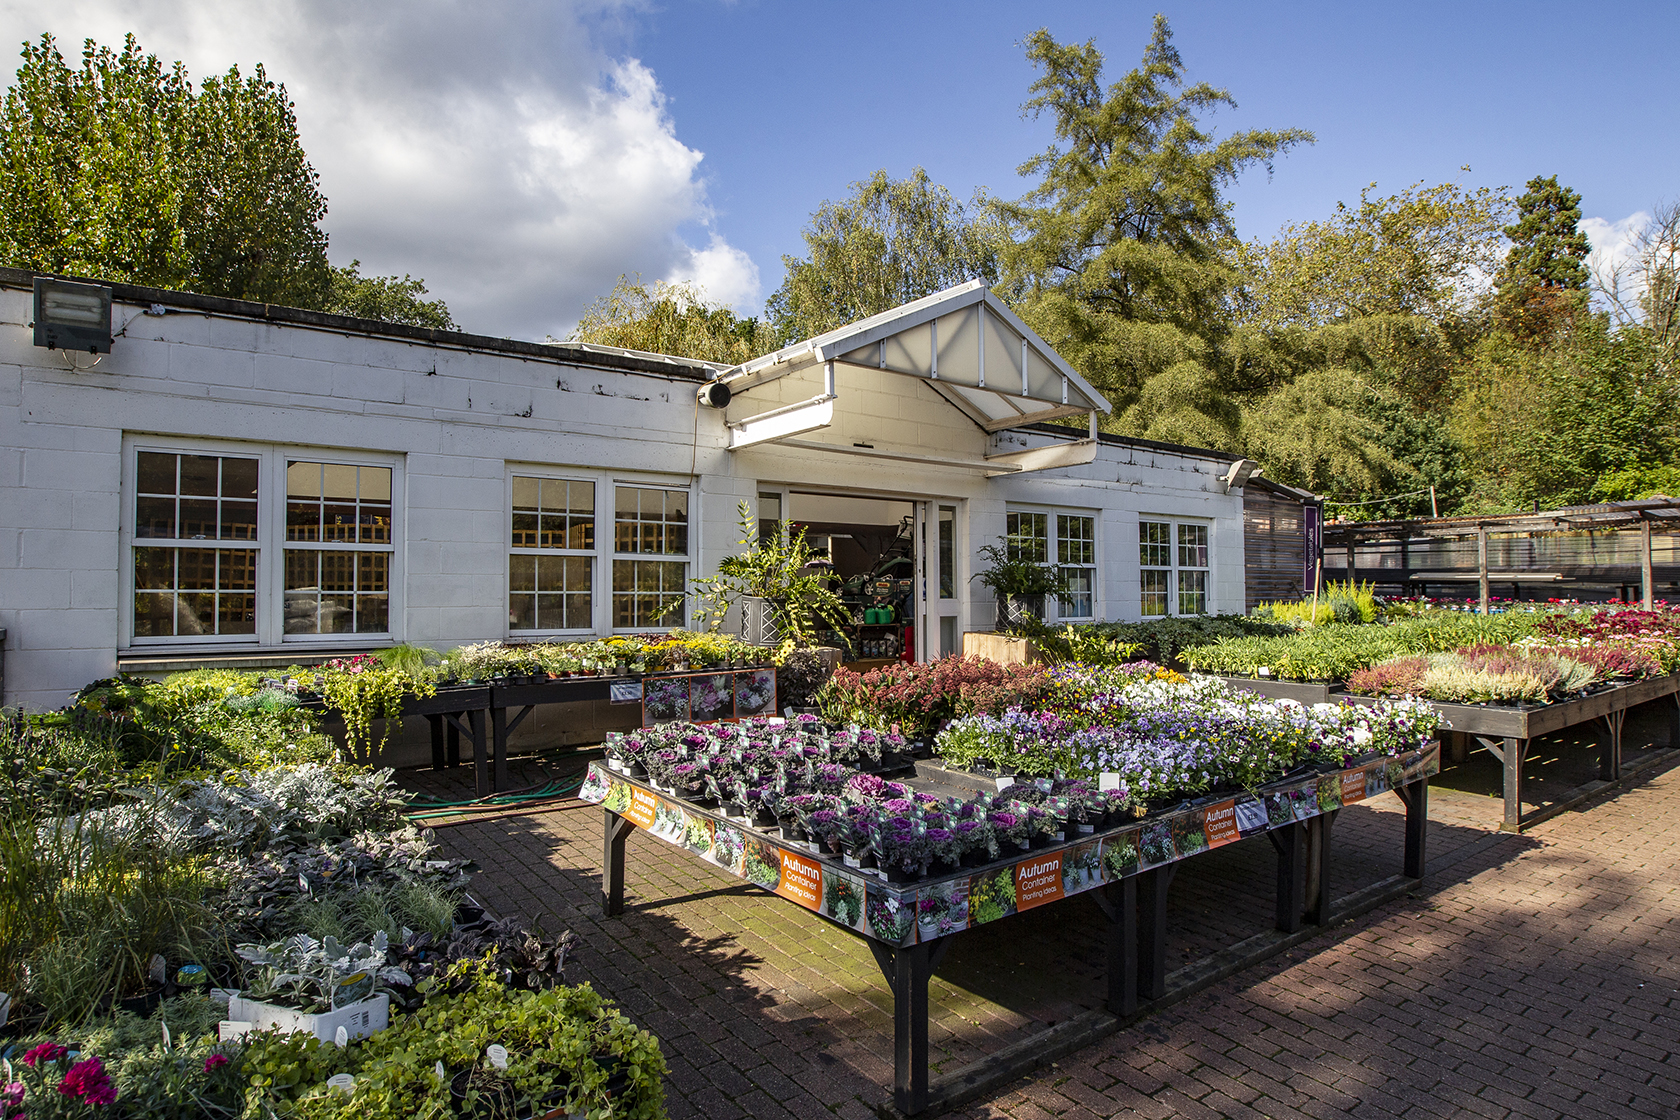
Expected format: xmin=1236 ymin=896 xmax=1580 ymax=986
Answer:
xmin=0 ymin=269 xmax=1307 ymax=716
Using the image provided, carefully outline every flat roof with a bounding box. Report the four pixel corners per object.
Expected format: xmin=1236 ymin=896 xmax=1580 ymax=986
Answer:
xmin=2 ymin=267 xmax=725 ymax=383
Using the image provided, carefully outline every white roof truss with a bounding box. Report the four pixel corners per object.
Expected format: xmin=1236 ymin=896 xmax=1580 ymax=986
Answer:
xmin=717 ymin=282 xmax=1111 ymax=462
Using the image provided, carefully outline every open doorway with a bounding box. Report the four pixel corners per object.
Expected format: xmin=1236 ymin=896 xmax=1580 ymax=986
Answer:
xmin=784 ymin=491 xmax=916 ymax=670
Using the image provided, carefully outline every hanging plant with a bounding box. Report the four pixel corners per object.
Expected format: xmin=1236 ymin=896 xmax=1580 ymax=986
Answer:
xmin=318 ymin=655 xmax=436 ymax=762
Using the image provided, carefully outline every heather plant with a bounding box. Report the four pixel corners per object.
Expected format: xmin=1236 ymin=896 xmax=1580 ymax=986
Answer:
xmin=816 ymin=656 xmax=1053 ymax=737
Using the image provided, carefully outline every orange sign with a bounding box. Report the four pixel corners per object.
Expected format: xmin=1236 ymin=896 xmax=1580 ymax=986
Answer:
xmin=1340 ymin=768 xmax=1368 ymax=805
xmin=1015 ymin=853 xmax=1064 ymax=911
xmin=1203 ymin=800 xmax=1241 ymax=848
xmin=625 ymin=786 xmax=658 ymax=829
xmin=775 ymin=849 xmax=823 ymax=910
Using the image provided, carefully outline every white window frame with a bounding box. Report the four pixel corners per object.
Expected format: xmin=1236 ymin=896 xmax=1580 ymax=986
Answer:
xmin=1138 ymin=516 xmax=1212 ymax=618
xmin=502 ymin=467 xmax=697 ymax=638
xmin=1004 ymin=504 xmax=1100 ymax=624
xmin=120 ymin=436 xmax=403 ymax=649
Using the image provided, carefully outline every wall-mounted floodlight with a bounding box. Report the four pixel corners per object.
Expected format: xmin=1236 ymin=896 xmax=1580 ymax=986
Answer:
xmin=697 ymin=380 xmax=733 ymax=409
xmin=1222 ymin=458 xmax=1262 ymax=492
xmin=33 ymin=278 xmax=112 ymax=354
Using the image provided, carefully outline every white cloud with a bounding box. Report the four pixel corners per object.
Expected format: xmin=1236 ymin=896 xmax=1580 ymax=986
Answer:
xmin=1583 ymin=210 xmax=1651 ymax=310
xmin=0 ymin=0 xmax=762 ymax=339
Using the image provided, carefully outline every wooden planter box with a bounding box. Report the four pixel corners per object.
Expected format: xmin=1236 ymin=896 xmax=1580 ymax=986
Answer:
xmin=962 ymin=631 xmax=1038 ymax=665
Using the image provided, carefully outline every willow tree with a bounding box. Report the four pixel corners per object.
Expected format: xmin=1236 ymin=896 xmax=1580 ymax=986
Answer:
xmin=998 ymin=17 xmax=1311 ymax=442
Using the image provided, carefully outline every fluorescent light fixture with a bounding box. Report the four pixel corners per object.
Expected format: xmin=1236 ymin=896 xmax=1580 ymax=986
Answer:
xmin=33 ymin=277 xmax=112 ymax=354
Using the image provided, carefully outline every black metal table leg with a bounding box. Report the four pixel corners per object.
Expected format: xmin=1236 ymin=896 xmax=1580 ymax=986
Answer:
xmin=1398 ymin=778 xmax=1428 ymax=880
xmin=602 ymin=809 xmax=634 ymax=916
xmin=428 ymin=714 xmax=445 ymax=770
xmin=1269 ymin=822 xmax=1306 ymax=933
xmin=1090 ymin=879 xmax=1138 ymax=1017
xmin=469 ymin=709 xmax=489 ymax=797
xmin=1598 ymin=711 xmax=1625 ymax=782
xmin=446 ymin=718 xmax=461 ymax=767
xmin=870 ymin=936 xmax=951 ymax=1115
xmin=1305 ymin=810 xmax=1336 ymax=926
xmin=1136 ymin=865 xmax=1174 ymax=1002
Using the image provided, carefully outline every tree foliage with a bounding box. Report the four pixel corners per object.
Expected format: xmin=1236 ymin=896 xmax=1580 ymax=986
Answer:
xmin=766 ymin=167 xmax=1003 ymax=343
xmin=325 ymin=260 xmax=455 ymax=330
xmin=567 ymin=276 xmax=776 ymax=365
xmin=1501 ymin=175 xmax=1589 ymax=291
xmin=0 ymin=33 xmax=331 ymax=306
xmin=998 ymin=18 xmax=1312 ymax=418
xmin=1236 ymin=178 xmax=1511 ymax=332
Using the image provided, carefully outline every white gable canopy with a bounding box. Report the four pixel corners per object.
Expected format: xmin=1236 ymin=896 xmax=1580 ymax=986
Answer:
xmin=712 ymin=282 xmax=1111 ymax=469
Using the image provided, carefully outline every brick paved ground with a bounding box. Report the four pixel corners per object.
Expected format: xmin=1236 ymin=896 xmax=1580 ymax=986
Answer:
xmin=403 ymin=696 xmax=1680 ymax=1119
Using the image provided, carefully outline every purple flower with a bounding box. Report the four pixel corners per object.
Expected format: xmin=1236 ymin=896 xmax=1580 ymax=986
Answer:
xmin=22 ymin=1043 xmax=65 ymax=1068
xmin=881 ymin=798 xmax=915 ymax=815
xmin=204 ymin=1053 xmax=230 ymax=1073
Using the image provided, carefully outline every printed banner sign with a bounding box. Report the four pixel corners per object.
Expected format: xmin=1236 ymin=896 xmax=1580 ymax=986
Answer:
xmin=1015 ymin=853 xmax=1064 ymax=912
xmin=1340 ymin=767 xmax=1368 ymax=805
xmin=1203 ymin=800 xmax=1241 ymax=848
xmin=625 ymin=786 xmax=658 ymax=829
xmin=776 ymin=849 xmax=824 ymax=908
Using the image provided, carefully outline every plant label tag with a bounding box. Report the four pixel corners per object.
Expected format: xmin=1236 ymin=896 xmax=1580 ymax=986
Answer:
xmin=435 ymin=1060 xmax=447 ymax=1082
xmin=1099 ymin=773 xmax=1120 ymax=791
xmin=995 ymin=776 xmax=1014 ymax=791
xmin=218 ymin=1021 xmax=254 ymax=1042
xmin=487 ymin=1044 xmax=509 ymax=1070
xmin=1034 ymin=777 xmax=1054 ymax=793
xmin=335 ymin=1026 xmax=349 ymax=1049
xmin=161 ymin=1022 xmax=172 ymax=1051
xmin=327 ymin=1074 xmax=356 ymax=1094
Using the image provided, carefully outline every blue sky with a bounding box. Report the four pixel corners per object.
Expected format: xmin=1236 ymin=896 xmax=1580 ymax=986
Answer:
xmin=623 ymin=0 xmax=1680 ymax=299
xmin=4 ymin=1 xmax=1676 ymax=337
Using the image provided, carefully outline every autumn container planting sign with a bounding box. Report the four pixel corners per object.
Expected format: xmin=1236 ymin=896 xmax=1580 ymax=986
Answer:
xmin=1015 ymin=853 xmax=1064 ymax=911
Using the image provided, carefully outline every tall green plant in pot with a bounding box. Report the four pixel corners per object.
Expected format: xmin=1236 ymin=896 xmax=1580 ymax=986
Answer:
xmin=973 ymin=538 xmax=1072 ymax=633
xmin=693 ymin=502 xmax=849 ymax=647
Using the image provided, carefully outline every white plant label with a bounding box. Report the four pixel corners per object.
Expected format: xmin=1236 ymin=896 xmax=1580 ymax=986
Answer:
xmin=435 ymin=1060 xmax=447 ymax=1082
xmin=327 ymin=1073 xmax=356 ymax=1094
xmin=995 ymin=776 xmax=1015 ymax=791
xmin=1099 ymin=773 xmax=1120 ymax=791
xmin=335 ymin=1026 xmax=349 ymax=1049
xmin=487 ymin=1044 xmax=509 ymax=1070
xmin=161 ymin=1022 xmax=172 ymax=1051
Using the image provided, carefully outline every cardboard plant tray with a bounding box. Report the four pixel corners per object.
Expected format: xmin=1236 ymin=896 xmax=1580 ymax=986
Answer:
xmin=580 ymin=742 xmax=1439 ymax=946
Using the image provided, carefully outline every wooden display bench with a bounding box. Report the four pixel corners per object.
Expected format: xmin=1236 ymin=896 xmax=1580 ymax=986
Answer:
xmin=584 ymin=745 xmax=1436 ymax=1114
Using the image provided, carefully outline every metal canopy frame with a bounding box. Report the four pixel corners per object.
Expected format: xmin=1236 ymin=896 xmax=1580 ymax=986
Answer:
xmin=713 ymin=282 xmax=1112 ymax=471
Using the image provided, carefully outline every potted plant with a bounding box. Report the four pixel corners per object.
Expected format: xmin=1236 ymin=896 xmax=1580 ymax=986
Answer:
xmin=972 ymin=537 xmax=1073 ymax=633
xmin=229 ymin=932 xmax=407 ymax=1044
xmin=692 ymin=501 xmax=850 ymax=648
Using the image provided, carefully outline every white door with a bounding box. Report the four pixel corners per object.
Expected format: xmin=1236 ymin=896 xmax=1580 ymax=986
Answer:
xmin=915 ymin=501 xmax=962 ymax=662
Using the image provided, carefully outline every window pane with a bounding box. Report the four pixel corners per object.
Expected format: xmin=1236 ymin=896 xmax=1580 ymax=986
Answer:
xmin=1178 ymin=524 xmax=1209 ymax=569
xmin=136 ymin=496 xmax=176 ymax=539
xmin=322 ymin=464 xmax=358 ymax=501
xmin=509 ymin=594 xmax=537 ymax=630
xmin=938 ymin=506 xmax=955 ymax=599
xmin=1005 ymin=511 xmax=1048 ymax=563
xmin=319 ymin=552 xmax=355 ymax=592
xmin=1141 ymin=569 xmax=1169 ymax=617
xmin=180 ymin=455 xmax=219 ymax=496
xmin=358 ymin=552 xmax=388 ymax=593
xmin=219 ymin=594 xmax=257 ymax=634
xmin=511 ymin=511 xmax=539 ymax=547
xmin=177 ymin=592 xmax=217 ymax=635
xmin=358 ymin=504 xmax=391 ymax=545
xmin=512 ymin=476 xmax=540 ymax=511
xmin=287 ymin=501 xmax=322 ymax=542
xmin=219 ymin=549 xmax=257 ymax=591
xmin=287 ymin=461 xmax=322 ymax=498
xmin=1060 ymin=567 xmax=1093 ymax=619
xmin=177 ymin=548 xmax=218 ymax=590
xmin=133 ymin=546 xmax=255 ymax=636
xmin=510 ymin=554 xmax=536 ymax=592
xmin=1179 ymin=569 xmax=1207 ymax=615
xmin=133 ymin=592 xmax=174 ymax=637
xmin=355 ymin=595 xmax=389 ymax=633
xmin=134 ymin=547 xmax=175 ymax=590
xmin=220 ymin=500 xmax=258 ymax=541
xmin=222 ymin=457 xmax=259 ymax=499
xmin=179 ymin=499 xmax=218 ymax=539
xmin=1140 ymin=521 xmax=1171 ymax=568
xmin=358 ymin=466 xmax=391 ymax=502
xmin=1058 ymin=515 xmax=1095 ymax=566
xmin=137 ymin=452 xmax=176 ymax=496
xmin=285 ymin=550 xmax=317 ymax=591
xmin=322 ymin=504 xmax=357 ymax=543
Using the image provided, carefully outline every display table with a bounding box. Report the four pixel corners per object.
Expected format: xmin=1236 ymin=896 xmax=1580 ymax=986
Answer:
xmin=1216 ymin=674 xmax=1680 ymax=831
xmin=582 ymin=744 xmax=1438 ymax=1114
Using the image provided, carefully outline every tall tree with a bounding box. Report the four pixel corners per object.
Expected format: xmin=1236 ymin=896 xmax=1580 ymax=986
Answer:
xmin=1495 ymin=175 xmax=1590 ymax=339
xmin=0 ymin=33 xmax=332 ymax=306
xmin=568 ymin=276 xmax=776 ymax=365
xmin=999 ymin=17 xmax=1312 ymax=433
xmin=766 ymin=167 xmax=1004 ymax=343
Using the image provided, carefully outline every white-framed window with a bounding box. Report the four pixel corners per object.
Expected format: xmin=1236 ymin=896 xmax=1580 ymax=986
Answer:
xmin=508 ymin=475 xmax=596 ymax=633
xmin=124 ymin=438 xmax=401 ymax=646
xmin=1004 ymin=506 xmax=1098 ymax=622
xmin=1139 ymin=518 xmax=1211 ymax=617
xmin=613 ymin=484 xmax=689 ymax=629
xmin=504 ymin=469 xmax=693 ymax=635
